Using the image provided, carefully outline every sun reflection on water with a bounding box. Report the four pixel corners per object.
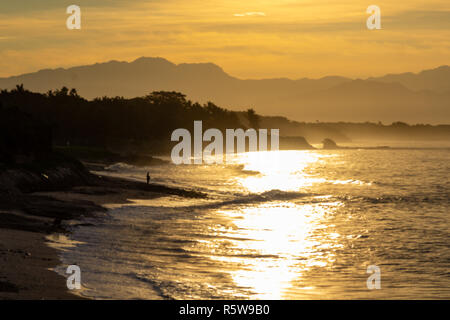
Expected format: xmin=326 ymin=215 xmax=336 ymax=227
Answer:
xmin=233 ymin=151 xmax=326 ymax=193
xmin=205 ymin=151 xmax=344 ymax=299
xmin=209 ymin=202 xmax=343 ymax=299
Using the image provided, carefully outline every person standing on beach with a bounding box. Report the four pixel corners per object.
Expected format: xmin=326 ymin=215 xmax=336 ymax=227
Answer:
xmin=146 ymin=172 xmax=150 ymax=184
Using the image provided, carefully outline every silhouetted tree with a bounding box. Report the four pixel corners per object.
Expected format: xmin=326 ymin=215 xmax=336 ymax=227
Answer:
xmin=247 ymin=108 xmax=260 ymax=129
xmin=0 ymin=87 xmax=245 ymax=152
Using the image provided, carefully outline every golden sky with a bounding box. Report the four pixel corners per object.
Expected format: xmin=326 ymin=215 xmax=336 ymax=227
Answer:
xmin=0 ymin=0 xmax=449 ymax=78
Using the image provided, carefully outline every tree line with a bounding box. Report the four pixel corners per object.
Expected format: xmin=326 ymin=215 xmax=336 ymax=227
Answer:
xmin=0 ymin=85 xmax=259 ymax=153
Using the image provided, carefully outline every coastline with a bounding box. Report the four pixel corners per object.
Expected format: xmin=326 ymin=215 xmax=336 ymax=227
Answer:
xmin=0 ymin=162 xmax=205 ymax=300
xmin=0 ymin=228 xmax=85 ymax=300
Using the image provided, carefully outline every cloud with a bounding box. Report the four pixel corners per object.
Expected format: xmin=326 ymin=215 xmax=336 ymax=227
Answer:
xmin=384 ymin=10 xmax=450 ymax=30
xmin=0 ymin=1 xmax=449 ymax=79
xmin=0 ymin=0 xmax=152 ymax=14
xmin=233 ymin=12 xmax=266 ymax=17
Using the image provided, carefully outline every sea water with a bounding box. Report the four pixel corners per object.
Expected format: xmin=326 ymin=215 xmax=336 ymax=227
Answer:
xmin=57 ymin=147 xmax=450 ymax=299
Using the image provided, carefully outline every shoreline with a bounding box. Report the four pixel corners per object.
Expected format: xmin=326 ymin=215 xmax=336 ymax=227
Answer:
xmin=0 ymin=164 xmax=205 ymax=300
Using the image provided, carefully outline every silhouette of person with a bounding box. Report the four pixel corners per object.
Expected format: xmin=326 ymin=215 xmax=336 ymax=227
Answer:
xmin=146 ymin=172 xmax=150 ymax=184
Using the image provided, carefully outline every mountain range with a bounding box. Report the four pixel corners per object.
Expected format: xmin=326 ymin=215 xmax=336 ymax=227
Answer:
xmin=1 ymin=57 xmax=449 ymax=124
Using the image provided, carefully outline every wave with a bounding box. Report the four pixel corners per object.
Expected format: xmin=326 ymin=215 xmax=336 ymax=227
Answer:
xmin=122 ymin=189 xmax=315 ymax=212
xmin=339 ymin=194 xmax=449 ymax=205
xmin=104 ymin=162 xmax=140 ymax=172
xmin=330 ymin=179 xmax=372 ymax=186
xmin=209 ymin=189 xmax=315 ymax=208
xmin=229 ymin=164 xmax=261 ymax=176
xmin=128 ymin=273 xmax=173 ymax=300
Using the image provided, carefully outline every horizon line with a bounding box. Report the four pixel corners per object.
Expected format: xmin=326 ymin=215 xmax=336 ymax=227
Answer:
xmin=1 ymin=56 xmax=449 ymax=82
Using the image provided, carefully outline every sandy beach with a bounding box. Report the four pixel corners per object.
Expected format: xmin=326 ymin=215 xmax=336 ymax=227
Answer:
xmin=0 ymin=228 xmax=83 ymax=299
xmin=0 ymin=164 xmax=205 ymax=300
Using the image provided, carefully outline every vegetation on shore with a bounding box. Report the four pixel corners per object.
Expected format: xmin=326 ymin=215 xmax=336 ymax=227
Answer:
xmin=1 ymin=86 xmax=244 ymax=154
xmin=1 ymin=86 xmax=448 ymax=158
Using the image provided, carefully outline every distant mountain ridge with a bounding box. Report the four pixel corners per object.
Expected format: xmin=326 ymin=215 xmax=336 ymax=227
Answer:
xmin=1 ymin=57 xmax=449 ymax=124
xmin=368 ymin=65 xmax=450 ymax=93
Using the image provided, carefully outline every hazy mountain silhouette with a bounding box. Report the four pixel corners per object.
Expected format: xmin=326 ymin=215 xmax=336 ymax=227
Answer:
xmin=368 ymin=66 xmax=450 ymax=93
xmin=1 ymin=57 xmax=449 ymax=124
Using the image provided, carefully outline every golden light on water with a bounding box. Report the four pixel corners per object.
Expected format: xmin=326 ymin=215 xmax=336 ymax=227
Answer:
xmin=206 ymin=151 xmax=345 ymax=299
xmin=233 ymin=151 xmax=326 ymax=193
xmin=210 ymin=202 xmax=343 ymax=299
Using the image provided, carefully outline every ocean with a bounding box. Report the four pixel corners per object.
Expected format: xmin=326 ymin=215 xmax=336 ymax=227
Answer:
xmin=54 ymin=146 xmax=450 ymax=299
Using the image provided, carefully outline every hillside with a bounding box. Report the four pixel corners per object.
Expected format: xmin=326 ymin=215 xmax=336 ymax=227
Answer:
xmin=0 ymin=57 xmax=449 ymax=124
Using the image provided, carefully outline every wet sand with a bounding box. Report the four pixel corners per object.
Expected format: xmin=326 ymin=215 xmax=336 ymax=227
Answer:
xmin=0 ymin=171 xmax=205 ymax=300
xmin=0 ymin=228 xmax=83 ymax=299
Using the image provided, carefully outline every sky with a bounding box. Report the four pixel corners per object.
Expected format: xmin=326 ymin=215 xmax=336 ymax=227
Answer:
xmin=0 ymin=0 xmax=449 ymax=79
